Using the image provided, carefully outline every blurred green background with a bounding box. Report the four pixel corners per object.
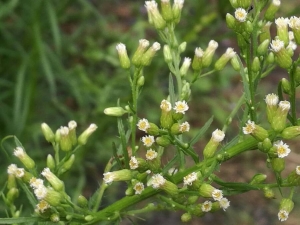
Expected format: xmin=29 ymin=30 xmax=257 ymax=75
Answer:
xmin=1 ymin=0 xmax=300 ymax=224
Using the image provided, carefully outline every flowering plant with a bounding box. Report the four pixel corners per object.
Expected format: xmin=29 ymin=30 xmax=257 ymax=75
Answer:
xmin=2 ymin=0 xmax=300 ymax=224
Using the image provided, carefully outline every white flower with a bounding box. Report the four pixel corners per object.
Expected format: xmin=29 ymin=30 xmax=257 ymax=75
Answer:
xmin=289 ymin=16 xmax=300 ymax=30
xmin=195 ymin=47 xmax=204 ymax=58
xmin=30 ymin=177 xmax=44 ymax=189
xmin=15 ymin=168 xmax=25 ymax=178
xmin=272 ymin=0 xmax=281 ymax=6
xmin=7 ymin=164 xmax=18 ymax=175
xmin=133 ymin=182 xmax=145 ymax=195
xmin=278 ymin=209 xmax=289 ymax=221
xmin=174 ymin=101 xmax=189 ymax=114
xmin=183 ymin=172 xmax=198 ymax=186
xmin=265 ymin=93 xmax=279 ymax=106
xmin=152 ymin=42 xmax=161 ymax=51
xmin=34 ymin=186 xmax=47 ymax=200
xmin=212 ymin=129 xmax=225 ymax=142
xmin=278 ymin=101 xmax=290 ymax=111
xmin=219 ymin=197 xmax=230 ymax=211
xmin=243 ymin=120 xmax=256 ymax=134
xmin=179 ymin=122 xmax=190 ymax=133
xmin=224 ymin=47 xmax=236 ymax=58
xmin=201 ymin=201 xmax=212 ymax=212
xmin=68 ymin=120 xmax=77 ymax=130
xmin=296 ymin=166 xmax=300 ymax=175
xmin=139 ymin=39 xmax=150 ymax=48
xmin=103 ymin=172 xmax=115 ymax=184
xmin=287 ymin=41 xmax=297 ymax=51
xmin=150 ymin=174 xmax=166 ymax=189
xmin=35 ymin=200 xmax=50 ymax=213
xmin=174 ymin=0 xmax=184 ymax=9
xmin=160 ymin=99 xmax=172 ymax=111
xmin=59 ymin=126 xmax=69 ymax=136
xmin=274 ymin=141 xmax=291 ymax=158
xmin=270 ymin=39 xmax=284 ymax=52
xmin=129 ymin=156 xmax=139 ymax=169
xmin=142 ymin=135 xmax=155 ymax=147
xmin=13 ymin=147 xmax=25 ymax=158
xmin=212 ymin=189 xmax=223 ymax=201
xmin=145 ymin=149 xmax=158 ymax=160
xmin=275 ymin=17 xmax=289 ymax=28
xmin=137 ymin=118 xmax=150 ymax=132
xmin=235 ymin=8 xmax=247 ymax=22
xmin=207 ymin=40 xmax=218 ymax=50
xmin=116 ymin=43 xmax=127 ymax=54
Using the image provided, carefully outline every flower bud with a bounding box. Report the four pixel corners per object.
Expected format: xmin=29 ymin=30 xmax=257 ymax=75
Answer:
xmin=270 ymin=39 xmax=292 ymax=69
xmin=145 ymin=1 xmax=166 ymax=30
xmin=230 ymin=54 xmax=241 ymax=71
xmin=85 ymin=215 xmax=94 ymax=222
xmin=116 ymin=43 xmax=130 ymax=69
xmin=289 ymin=16 xmax=300 ymax=45
xmin=261 ymin=138 xmax=273 ymax=153
xmin=250 ymin=173 xmax=267 ymax=184
xmin=77 ymin=195 xmax=88 ymax=208
xmin=181 ymin=213 xmax=192 ymax=222
xmin=278 ymin=198 xmax=294 ymax=222
xmin=203 ymin=129 xmax=225 ymax=159
xmin=260 ymin=22 xmax=272 ymax=43
xmin=214 ymin=48 xmax=236 ymax=71
xmin=251 ymin=57 xmax=260 ymax=73
xmin=129 ymin=156 xmax=148 ymax=172
xmin=263 ymin=187 xmax=275 ymax=199
xmin=271 ymin=101 xmax=290 ymax=132
xmin=199 ymin=183 xmax=223 ymax=201
xmin=140 ymin=42 xmax=161 ymax=66
xmin=60 ymin=154 xmax=75 ymax=174
xmin=44 ymin=188 xmax=63 ymax=206
xmin=46 ymin=154 xmax=56 ymax=171
xmin=265 ymin=93 xmax=279 ymax=124
xmin=147 ymin=123 xmax=160 ymax=136
xmin=242 ymin=120 xmax=269 ymax=141
xmin=281 ymin=78 xmax=291 ymax=95
xmin=42 ymin=168 xmax=64 ymax=191
xmin=202 ymin=40 xmax=218 ymax=68
xmin=178 ymin=42 xmax=187 ymax=53
xmin=6 ymin=187 xmax=19 ymax=205
xmin=287 ymin=166 xmax=300 ymax=185
xmin=68 ymin=120 xmax=77 ymax=146
xmin=41 ymin=123 xmax=55 ymax=143
xmin=264 ymin=0 xmax=281 ymax=21
xmin=160 ymin=100 xmax=173 ymax=129
xmin=229 ymin=0 xmax=238 ymax=8
xmin=161 ymin=0 xmax=173 ymax=22
xmin=267 ymin=52 xmax=275 ymax=64
xmin=163 ymin=44 xmax=172 ymax=63
xmin=59 ymin=126 xmax=72 ymax=152
xmin=294 ymin=66 xmax=300 ymax=86
xmin=103 ymin=169 xmax=132 ymax=184
xmin=257 ymin=39 xmax=270 ymax=56
xmin=226 ymin=13 xmax=236 ymax=30
xmin=150 ymin=174 xmax=178 ymax=196
xmin=181 ymin=81 xmax=191 ymax=101
xmin=137 ymin=75 xmax=145 ymax=87
xmin=281 ymin=126 xmax=300 ymax=139
xmin=236 ymin=0 xmax=251 ymax=9
xmin=271 ymin=158 xmax=285 ymax=173
xmin=172 ymin=0 xmax=184 ymax=23
xmin=78 ymin=123 xmax=97 ymax=145
xmin=50 ymin=214 xmax=60 ymax=223
xmin=13 ymin=147 xmax=35 ymax=170
xmin=132 ymin=39 xmax=150 ymax=66
xmin=275 ymin=18 xmax=290 ymax=46
xmin=192 ymin=47 xmax=204 ymax=71
xmin=7 ymin=174 xmax=16 ymax=190
xmin=180 ymin=57 xmax=191 ymax=76
xmin=156 ymin=136 xmax=171 ymax=147
xmin=104 ymin=107 xmax=127 ymax=117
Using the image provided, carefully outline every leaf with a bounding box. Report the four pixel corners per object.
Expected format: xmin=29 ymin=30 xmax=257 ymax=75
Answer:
xmin=168 ymin=74 xmax=176 ymax=105
xmin=118 ymin=118 xmax=129 ymax=169
xmin=0 ymin=217 xmax=39 ymax=224
xmin=190 ymin=116 xmax=213 ymax=146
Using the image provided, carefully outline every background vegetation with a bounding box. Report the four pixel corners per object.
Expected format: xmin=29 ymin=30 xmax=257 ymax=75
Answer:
xmin=1 ymin=0 xmax=300 ymax=224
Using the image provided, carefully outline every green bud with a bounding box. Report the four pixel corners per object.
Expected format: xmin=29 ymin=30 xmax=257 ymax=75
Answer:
xmin=252 ymin=57 xmax=260 ymax=73
xmin=161 ymin=0 xmax=173 ymax=22
xmin=181 ymin=213 xmax=192 ymax=222
xmin=272 ymin=44 xmax=292 ymax=69
xmin=192 ymin=47 xmax=204 ymax=71
xmin=279 ymin=198 xmax=294 ymax=214
xmin=281 ymin=126 xmax=300 ymax=139
xmin=44 ymin=188 xmax=63 ymax=206
xmin=294 ymin=67 xmax=300 ymax=86
xmin=84 ymin=215 xmax=94 ymax=222
xmin=160 ymin=110 xmax=174 ymax=129
xmin=260 ymin=22 xmax=272 ymax=43
xmin=116 ymin=43 xmax=130 ymax=69
xmin=226 ymin=13 xmax=236 ymax=30
xmin=77 ymin=195 xmax=88 ymax=208
xmin=202 ymin=40 xmax=218 ymax=67
xmin=187 ymin=195 xmax=199 ymax=204
xmin=230 ymin=54 xmax=241 ymax=71
xmin=162 ymin=180 xmax=179 ymax=196
xmin=245 ymin=21 xmax=253 ymax=34
xmin=59 ymin=126 xmax=72 ymax=152
xmin=13 ymin=147 xmax=35 ymax=170
xmin=263 ymin=187 xmax=275 ymax=199
xmin=103 ymin=169 xmax=133 ymax=184
xmin=237 ymin=33 xmax=247 ymax=50
xmin=264 ymin=0 xmax=281 ymax=21
xmin=276 ymin=18 xmax=289 ymax=47
xmin=6 ymin=187 xmax=19 ymax=205
xmin=156 ymin=136 xmax=171 ymax=147
xmin=214 ymin=48 xmax=236 ymax=71
xmin=50 ymin=213 xmax=60 ymax=223
xmin=287 ymin=167 xmax=300 ymax=185
xmin=46 ymin=154 xmax=56 ymax=171
xmin=250 ymin=173 xmax=267 ymax=184
xmin=163 ymin=45 xmax=172 ymax=63
xmin=236 ymin=0 xmax=251 ymax=9
xmin=281 ymin=78 xmax=291 ymax=95
xmin=271 ymin=158 xmax=285 ymax=173
xmin=137 ymin=75 xmax=145 ymax=87
xmin=132 ymin=39 xmax=150 ymax=66
xmin=229 ymin=0 xmax=238 ymax=8
xmin=257 ymin=39 xmax=270 ymax=56
xmin=172 ymin=0 xmax=184 ymax=23
xmin=172 ymin=112 xmax=184 ymax=121
xmin=68 ymin=121 xmax=77 ymax=146
xmin=170 ymin=123 xmax=181 ymax=135
xmin=42 ymin=168 xmax=65 ymax=191
xmin=125 ymin=186 xmax=134 ymax=196
xmin=181 ymin=81 xmax=191 ymax=101
xmin=180 ymin=57 xmax=191 ymax=76
xmin=7 ymin=174 xmax=16 ymax=190
xmin=78 ymin=124 xmax=98 ymax=145
xmin=41 ymin=123 xmax=55 ymax=143
xmin=199 ymin=183 xmax=216 ymax=198
xmin=178 ymin=42 xmax=187 ymax=53
xmin=140 ymin=42 xmax=161 ymax=66
xmin=267 ymin=52 xmax=275 ymax=64
xmin=271 ymin=101 xmax=290 ymax=132
xmin=147 ymin=123 xmax=160 ymax=136
xmin=104 ymin=107 xmax=127 ymax=117
xmin=55 ymin=129 xmax=61 ymax=143
xmin=262 ymin=138 xmax=273 ymax=153
xmin=60 ymin=154 xmax=75 ymax=174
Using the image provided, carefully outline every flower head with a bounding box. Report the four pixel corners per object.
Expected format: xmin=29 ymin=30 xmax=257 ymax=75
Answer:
xmin=7 ymin=164 xmax=18 ymax=175
xmin=173 ymin=101 xmax=189 ymax=114
xmin=137 ymin=118 xmax=150 ymax=132
xmin=103 ymin=172 xmax=115 ymax=184
xmin=202 ymin=201 xmax=212 ymax=212
xmin=243 ymin=120 xmax=256 ymax=134
xmin=212 ymin=189 xmax=223 ymax=201
xmin=235 ymin=8 xmax=247 ymax=22
xmin=150 ymin=174 xmax=166 ymax=189
xmin=183 ymin=172 xmax=197 ymax=186
xmin=133 ymin=182 xmax=145 ymax=195
xmin=296 ymin=166 xmax=300 ymax=175
xmin=179 ymin=122 xmax=190 ymax=133
xmin=278 ymin=209 xmax=289 ymax=221
xmin=160 ymin=99 xmax=172 ymax=111
xmin=212 ymin=129 xmax=225 ymax=142
xmin=289 ymin=16 xmax=300 ymax=30
xmin=278 ymin=101 xmax=290 ymax=111
xmin=275 ymin=17 xmax=289 ymax=28
xmin=274 ymin=141 xmax=291 ymax=158
xmin=142 ymin=135 xmax=155 ymax=147
xmin=15 ymin=168 xmax=25 ymax=178
xmin=129 ymin=156 xmax=139 ymax=169
xmin=270 ymin=39 xmax=284 ymax=52
xmin=35 ymin=200 xmax=50 ymax=213
xmin=265 ymin=93 xmax=279 ymax=106
xmin=219 ymin=198 xmax=230 ymax=211
xmin=34 ymin=185 xmax=48 ymax=200
xmin=195 ymin=47 xmax=204 ymax=58
xmin=30 ymin=177 xmax=44 ymax=189
xmin=145 ymin=149 xmax=158 ymax=160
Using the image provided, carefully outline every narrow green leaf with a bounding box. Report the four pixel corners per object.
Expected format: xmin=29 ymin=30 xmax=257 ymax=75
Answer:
xmin=168 ymin=74 xmax=176 ymax=105
xmin=112 ymin=142 xmax=122 ymax=168
xmin=0 ymin=217 xmax=39 ymax=224
xmin=118 ymin=118 xmax=129 ymax=169
xmin=190 ymin=116 xmax=213 ymax=146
